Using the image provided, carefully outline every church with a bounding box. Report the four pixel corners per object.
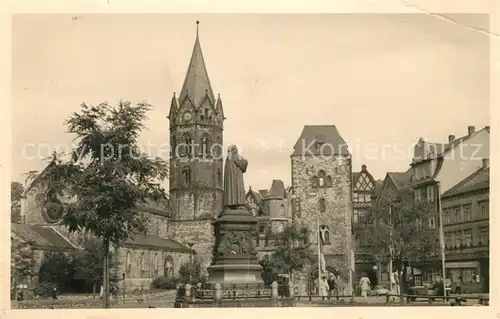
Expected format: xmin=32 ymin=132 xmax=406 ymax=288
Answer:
xmin=13 ymin=23 xmax=359 ymax=293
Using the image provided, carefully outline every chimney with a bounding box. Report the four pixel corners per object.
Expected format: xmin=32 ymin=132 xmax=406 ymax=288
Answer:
xmin=468 ymin=126 xmax=475 ymax=136
xmin=448 ymin=135 xmax=455 ymax=143
xmin=482 ymin=158 xmax=489 ymax=168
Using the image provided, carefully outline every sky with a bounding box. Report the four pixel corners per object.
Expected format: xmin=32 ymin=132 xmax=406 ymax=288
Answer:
xmin=12 ymin=14 xmax=490 ymax=191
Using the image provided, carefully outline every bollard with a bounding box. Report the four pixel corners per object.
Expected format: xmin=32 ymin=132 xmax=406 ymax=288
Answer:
xmin=271 ymin=281 xmax=279 ymax=307
xmin=214 ymin=283 xmax=222 ymax=307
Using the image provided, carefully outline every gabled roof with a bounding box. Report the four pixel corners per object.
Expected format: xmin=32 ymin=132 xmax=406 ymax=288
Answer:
xmin=387 ymin=169 xmax=412 ymax=191
xmin=291 ymin=125 xmax=350 ymax=156
xmin=371 ymin=179 xmax=384 ymax=198
xmin=124 ymin=233 xmax=192 ymax=253
xmin=246 ymin=187 xmax=267 ymax=214
xmin=178 ymin=25 xmax=215 ymax=108
xmin=352 ymin=165 xmax=376 ymax=191
xmin=11 ymin=224 xmax=78 ymax=251
xmin=442 ymin=166 xmax=489 ymax=198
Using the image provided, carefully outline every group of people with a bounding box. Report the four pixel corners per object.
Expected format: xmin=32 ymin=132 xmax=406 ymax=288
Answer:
xmin=317 ymin=274 xmax=341 ymax=301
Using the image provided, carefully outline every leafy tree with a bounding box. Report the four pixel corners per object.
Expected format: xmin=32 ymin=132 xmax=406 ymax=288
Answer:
xmin=268 ymin=222 xmax=315 ymax=282
xmin=34 ymin=101 xmax=169 ymax=307
xmin=369 ymin=187 xmax=438 ymax=293
xmin=11 ymin=181 xmax=24 ymax=223
xmin=10 ymin=239 xmax=37 ymax=289
xmin=38 ymin=252 xmax=74 ymax=292
xmin=70 ymin=236 xmax=117 ymax=296
xmin=178 ymin=257 xmax=203 ymax=284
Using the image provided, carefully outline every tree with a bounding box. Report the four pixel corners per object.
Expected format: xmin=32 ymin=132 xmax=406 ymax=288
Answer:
xmin=34 ymin=101 xmax=169 ymax=307
xmin=70 ymin=236 xmax=117 ymax=297
xmin=38 ymin=252 xmax=74 ymax=292
xmin=178 ymin=256 xmax=203 ymax=284
xmin=268 ymin=222 xmax=315 ymax=282
xmin=11 ymin=239 xmax=37 ymax=286
xmin=369 ymin=187 xmax=439 ymax=293
xmin=11 ymin=181 xmax=24 ymax=223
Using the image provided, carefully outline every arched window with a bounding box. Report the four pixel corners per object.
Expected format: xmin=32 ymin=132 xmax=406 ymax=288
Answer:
xmin=164 ymin=256 xmax=174 ymax=278
xmin=318 ymin=170 xmax=326 ymax=187
xmin=217 ymin=169 xmax=222 ymax=186
xmin=182 ymin=134 xmax=193 ymax=156
xmin=183 ymin=167 xmax=192 ymax=185
xmin=279 ymin=204 xmax=285 ymax=217
xmin=201 ymin=135 xmax=210 ymax=157
xmin=319 ymin=198 xmax=326 ymax=212
xmin=125 ymin=251 xmax=132 ymax=275
xmin=320 ymin=225 xmax=331 ymax=245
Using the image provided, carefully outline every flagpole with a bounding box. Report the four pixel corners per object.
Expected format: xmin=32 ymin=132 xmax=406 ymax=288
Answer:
xmin=437 ymin=181 xmax=447 ymax=298
xmin=317 ymin=216 xmax=321 ymax=294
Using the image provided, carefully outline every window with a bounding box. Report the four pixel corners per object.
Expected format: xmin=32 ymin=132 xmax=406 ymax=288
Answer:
xmin=259 ymin=225 xmax=266 ymax=234
xmin=201 ymin=135 xmax=210 ymax=157
xmin=445 ymin=232 xmax=453 ymax=249
xmin=462 ymin=269 xmax=475 ymax=283
xmin=454 ymin=231 xmax=462 ymax=247
xmin=183 ymin=167 xmax=192 ymax=185
xmin=463 ymin=229 xmax=472 ymax=247
xmin=477 ymin=200 xmax=488 ymax=219
xmin=279 ymin=204 xmax=285 ymax=216
xmin=277 ymin=223 xmax=284 ymax=233
xmin=319 ymin=225 xmax=330 ymax=245
xmin=364 ymin=194 xmax=371 ymax=202
xmin=311 ymin=176 xmax=318 ymax=188
xmin=415 ymin=189 xmax=421 ymax=202
xmin=182 ymin=134 xmax=193 ymax=156
xmin=453 ymin=206 xmax=462 ymax=223
xmin=140 ymin=252 xmax=146 ymax=276
xmin=428 ymin=217 xmax=435 ymax=229
xmin=318 ymin=170 xmax=326 ymax=187
xmin=164 ymin=256 xmax=173 ymax=278
xmin=353 ymin=209 xmax=359 ymax=223
xmin=443 ymin=208 xmax=450 ymax=225
xmin=156 ymin=221 xmax=160 ymax=236
xmin=427 ymin=185 xmax=435 ymax=202
xmin=152 ymin=253 xmax=159 ymax=277
xmin=359 ymin=210 xmax=366 ymax=223
xmin=327 ymin=176 xmax=332 ymax=187
xmin=353 ymin=192 xmax=359 ymax=202
xmin=462 ymin=204 xmax=472 ymax=222
xmin=319 ymin=198 xmax=326 ymax=212
xmin=478 ymin=227 xmax=488 ymax=246
xmin=125 ymin=251 xmax=132 ymax=275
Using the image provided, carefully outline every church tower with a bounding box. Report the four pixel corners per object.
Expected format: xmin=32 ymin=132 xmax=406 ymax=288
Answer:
xmin=168 ymin=22 xmax=225 ymax=269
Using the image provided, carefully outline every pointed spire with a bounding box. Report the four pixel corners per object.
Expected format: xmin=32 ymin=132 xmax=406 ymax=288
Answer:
xmin=168 ymin=92 xmax=178 ymax=119
xmin=216 ymin=93 xmax=224 ymax=118
xmin=179 ymin=21 xmax=215 ymax=107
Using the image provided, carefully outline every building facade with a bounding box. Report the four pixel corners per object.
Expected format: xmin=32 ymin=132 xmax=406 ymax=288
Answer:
xmin=352 ymin=165 xmax=382 ymax=285
xmin=442 ymin=159 xmax=489 ymax=293
xmin=290 ymin=125 xmax=354 ymax=294
xmin=245 ymin=180 xmax=294 ymax=258
xmin=409 ymin=125 xmax=490 ymax=282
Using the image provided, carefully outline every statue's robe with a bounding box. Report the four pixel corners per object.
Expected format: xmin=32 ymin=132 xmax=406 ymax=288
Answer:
xmin=223 ymin=155 xmax=248 ymax=207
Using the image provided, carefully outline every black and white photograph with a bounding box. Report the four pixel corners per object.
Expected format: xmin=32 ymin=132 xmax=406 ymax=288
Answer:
xmin=6 ymin=7 xmax=494 ymax=311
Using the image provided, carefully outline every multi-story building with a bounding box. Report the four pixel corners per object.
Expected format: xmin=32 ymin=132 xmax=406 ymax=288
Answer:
xmin=245 ymin=181 xmax=294 ymax=258
xmin=289 ymin=125 xmax=354 ymax=294
xmin=442 ymin=158 xmax=489 ymax=293
xmin=352 ymin=165 xmax=382 ymax=285
xmin=409 ymin=125 xmax=490 ymax=281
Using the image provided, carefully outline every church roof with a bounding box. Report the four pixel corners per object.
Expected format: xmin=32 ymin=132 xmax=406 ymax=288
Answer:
xmin=291 ymin=125 xmax=350 ymax=156
xmin=178 ymin=22 xmax=215 ymax=107
xmin=124 ymin=233 xmax=192 ymax=253
xmin=11 ymin=224 xmax=78 ymax=251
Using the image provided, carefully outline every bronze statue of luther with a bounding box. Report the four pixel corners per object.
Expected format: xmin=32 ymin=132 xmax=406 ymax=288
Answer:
xmin=223 ymin=145 xmax=248 ymax=208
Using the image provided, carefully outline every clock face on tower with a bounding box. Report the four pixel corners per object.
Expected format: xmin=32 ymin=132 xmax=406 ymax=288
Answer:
xmin=183 ymin=112 xmax=192 ymax=121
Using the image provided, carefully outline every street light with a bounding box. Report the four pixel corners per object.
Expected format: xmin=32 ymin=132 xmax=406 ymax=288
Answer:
xmin=187 ymin=241 xmax=196 ymax=284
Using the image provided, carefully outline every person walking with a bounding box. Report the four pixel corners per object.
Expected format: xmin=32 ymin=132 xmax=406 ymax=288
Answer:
xmin=51 ymin=287 xmax=58 ymax=300
xmin=319 ymin=276 xmax=330 ymax=301
xmin=455 ymin=276 xmax=462 ymax=295
xmin=327 ymin=274 xmax=338 ymax=302
xmin=359 ymin=273 xmax=371 ymax=301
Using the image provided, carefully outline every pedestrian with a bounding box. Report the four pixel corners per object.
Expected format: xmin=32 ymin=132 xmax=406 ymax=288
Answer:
xmin=455 ymin=276 xmax=462 ymax=295
xmin=99 ymin=285 xmax=104 ymax=299
xmin=319 ymin=276 xmax=330 ymax=301
xmin=51 ymin=287 xmax=58 ymax=300
xmin=359 ymin=273 xmax=371 ymax=301
xmin=327 ymin=274 xmax=338 ymax=301
xmin=390 ymin=271 xmax=400 ymax=302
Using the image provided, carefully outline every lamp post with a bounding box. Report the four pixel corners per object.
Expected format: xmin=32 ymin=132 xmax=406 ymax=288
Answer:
xmin=187 ymin=241 xmax=195 ymax=284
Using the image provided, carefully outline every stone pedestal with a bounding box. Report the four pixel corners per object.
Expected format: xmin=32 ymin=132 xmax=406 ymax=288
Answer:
xmin=206 ymin=206 xmax=263 ymax=287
